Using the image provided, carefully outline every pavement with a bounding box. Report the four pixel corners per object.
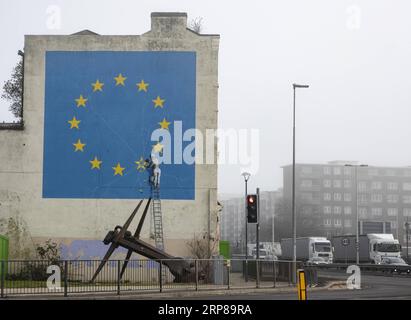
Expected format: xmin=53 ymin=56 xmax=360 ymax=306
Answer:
xmin=2 ymin=269 xmax=411 ymax=300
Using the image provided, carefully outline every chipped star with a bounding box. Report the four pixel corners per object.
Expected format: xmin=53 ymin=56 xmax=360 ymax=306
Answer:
xmin=135 ymin=157 xmax=148 ymax=172
xmin=152 ymin=142 xmax=164 ymax=153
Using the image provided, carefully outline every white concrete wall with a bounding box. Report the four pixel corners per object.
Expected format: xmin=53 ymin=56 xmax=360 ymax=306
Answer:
xmin=0 ymin=13 xmax=220 ymax=259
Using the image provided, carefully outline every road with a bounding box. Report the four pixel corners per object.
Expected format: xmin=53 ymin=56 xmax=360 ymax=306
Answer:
xmin=178 ymin=270 xmax=411 ymax=300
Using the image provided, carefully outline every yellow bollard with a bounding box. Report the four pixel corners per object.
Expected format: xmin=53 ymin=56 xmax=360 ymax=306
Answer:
xmin=297 ymin=269 xmax=307 ymax=300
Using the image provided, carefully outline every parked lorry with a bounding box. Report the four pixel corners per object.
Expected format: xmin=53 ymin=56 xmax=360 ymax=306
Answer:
xmin=280 ymin=237 xmax=333 ymax=264
xmin=332 ymin=234 xmax=401 ymax=264
xmin=247 ymin=243 xmax=277 ymax=259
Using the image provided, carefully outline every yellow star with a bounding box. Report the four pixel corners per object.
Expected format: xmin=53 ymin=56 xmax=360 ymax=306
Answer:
xmin=114 ymin=73 xmax=127 ymax=86
xmin=73 ymin=139 xmax=86 ymax=152
xmin=136 ymin=80 xmax=149 ymax=92
xmin=75 ymin=95 xmax=87 ymax=107
xmin=89 ymin=156 xmax=102 ymax=170
xmin=112 ymin=163 xmax=125 ymax=176
xmin=152 ymin=96 xmax=165 ymax=108
xmin=68 ymin=116 xmax=81 ymax=129
xmin=158 ymin=118 xmax=171 ymax=130
xmin=152 ymin=142 xmax=164 ymax=153
xmin=135 ymin=157 xmax=148 ymax=172
xmin=92 ymin=80 xmax=104 ymax=92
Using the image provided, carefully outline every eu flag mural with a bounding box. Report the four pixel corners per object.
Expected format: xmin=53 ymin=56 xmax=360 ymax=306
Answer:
xmin=43 ymin=51 xmax=196 ymax=199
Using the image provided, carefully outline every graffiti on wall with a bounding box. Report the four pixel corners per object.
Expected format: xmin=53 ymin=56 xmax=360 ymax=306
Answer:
xmin=43 ymin=51 xmax=196 ymax=199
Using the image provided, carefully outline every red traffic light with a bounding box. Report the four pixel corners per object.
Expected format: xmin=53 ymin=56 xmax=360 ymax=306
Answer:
xmin=247 ymin=195 xmax=257 ymax=205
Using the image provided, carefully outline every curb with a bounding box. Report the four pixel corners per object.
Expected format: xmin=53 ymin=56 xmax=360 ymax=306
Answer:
xmin=2 ymin=281 xmax=349 ymax=300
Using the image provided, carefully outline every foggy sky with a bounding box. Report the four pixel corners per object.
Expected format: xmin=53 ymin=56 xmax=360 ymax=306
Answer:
xmin=1 ymin=0 xmax=410 ymax=197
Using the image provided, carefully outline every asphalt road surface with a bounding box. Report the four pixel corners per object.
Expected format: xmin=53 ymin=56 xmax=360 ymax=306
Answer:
xmin=180 ymin=270 xmax=411 ymax=300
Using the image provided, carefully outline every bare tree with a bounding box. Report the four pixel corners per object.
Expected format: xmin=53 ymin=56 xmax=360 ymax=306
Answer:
xmin=186 ymin=232 xmax=218 ymax=283
xmin=186 ymin=232 xmax=217 ymax=259
xmin=188 ymin=17 xmax=204 ymax=34
xmin=2 ymin=57 xmax=23 ymax=120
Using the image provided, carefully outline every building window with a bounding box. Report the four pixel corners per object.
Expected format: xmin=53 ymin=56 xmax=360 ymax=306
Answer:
xmin=371 ymin=181 xmax=382 ymax=190
xmin=403 ymin=183 xmax=411 ymax=191
xmin=371 ymin=194 xmax=382 ymax=202
xmin=403 ymin=195 xmax=411 ymax=204
xmin=359 ymin=194 xmax=367 ymax=203
xmin=324 ymin=219 xmax=332 ymax=227
xmin=344 ymin=180 xmax=351 ymax=188
xmin=323 ymin=206 xmax=332 ymax=214
xmin=301 ymin=180 xmax=313 ymax=188
xmin=404 ymin=170 xmax=411 ymax=177
xmin=334 ymin=219 xmax=342 ymax=227
xmin=333 ymin=167 xmax=341 ymax=175
xmin=301 ymin=166 xmax=312 ymax=174
xmin=323 ymin=180 xmax=331 ymax=188
xmin=387 ymin=194 xmax=399 ymax=203
xmin=385 ymin=169 xmax=396 ymax=176
xmin=368 ymin=168 xmax=378 ymax=176
xmin=344 ymin=193 xmax=352 ymax=202
xmin=302 ymin=207 xmax=312 ymax=215
xmin=391 ymin=221 xmax=398 ymax=229
xmin=344 ymin=220 xmax=352 ymax=228
xmin=359 ymin=207 xmax=367 ymax=219
xmin=344 ymin=207 xmax=352 ymax=215
xmin=333 ymin=180 xmax=342 ymax=188
xmin=358 ymin=182 xmax=367 ymax=192
xmin=324 ymin=167 xmax=331 ymax=175
xmin=387 ymin=208 xmax=398 ymax=216
xmin=387 ymin=182 xmax=398 ymax=191
xmin=403 ymin=208 xmax=411 ymax=217
xmin=371 ymin=208 xmax=382 ymax=216
xmin=333 ymin=193 xmax=342 ymax=201
xmin=324 ymin=193 xmax=331 ymax=201
xmin=333 ymin=206 xmax=342 ymax=215
xmin=301 ymin=193 xmax=313 ymax=200
xmin=344 ymin=167 xmax=352 ymax=175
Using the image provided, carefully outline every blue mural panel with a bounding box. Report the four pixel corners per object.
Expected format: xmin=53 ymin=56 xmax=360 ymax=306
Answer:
xmin=43 ymin=51 xmax=196 ymax=199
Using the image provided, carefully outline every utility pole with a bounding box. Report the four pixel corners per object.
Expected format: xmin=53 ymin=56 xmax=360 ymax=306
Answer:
xmin=256 ymin=187 xmax=260 ymax=260
xmin=406 ymin=219 xmax=410 ymax=262
xmin=345 ymin=163 xmax=368 ymax=265
xmin=292 ymin=83 xmax=309 ymax=283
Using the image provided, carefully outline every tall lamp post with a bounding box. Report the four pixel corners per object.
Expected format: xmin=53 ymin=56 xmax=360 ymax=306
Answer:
xmin=406 ymin=220 xmax=410 ymax=262
xmin=291 ymin=83 xmax=309 ymax=283
xmin=241 ymin=172 xmax=251 ymax=282
xmin=345 ymin=163 xmax=368 ymax=265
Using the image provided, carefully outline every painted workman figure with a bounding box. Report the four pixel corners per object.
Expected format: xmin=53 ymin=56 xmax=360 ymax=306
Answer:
xmin=148 ymin=153 xmax=161 ymax=188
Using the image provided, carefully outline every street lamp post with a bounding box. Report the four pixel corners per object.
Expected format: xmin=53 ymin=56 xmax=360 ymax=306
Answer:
xmin=242 ymin=172 xmax=251 ymax=282
xmin=345 ymin=163 xmax=368 ymax=265
xmin=291 ymin=83 xmax=309 ymax=283
xmin=406 ymin=220 xmax=410 ymax=262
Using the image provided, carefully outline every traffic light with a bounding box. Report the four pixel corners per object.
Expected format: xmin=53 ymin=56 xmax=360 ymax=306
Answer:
xmin=247 ymin=194 xmax=258 ymax=223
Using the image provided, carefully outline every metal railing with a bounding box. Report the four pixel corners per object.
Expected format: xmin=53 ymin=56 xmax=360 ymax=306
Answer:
xmin=0 ymin=259 xmax=302 ymax=298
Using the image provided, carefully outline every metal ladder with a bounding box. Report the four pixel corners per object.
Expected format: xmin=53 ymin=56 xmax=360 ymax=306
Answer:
xmin=150 ymin=186 xmax=167 ymax=282
xmin=151 ymin=186 xmax=164 ymax=251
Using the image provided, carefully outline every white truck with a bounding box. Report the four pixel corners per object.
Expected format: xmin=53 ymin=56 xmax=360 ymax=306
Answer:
xmin=332 ymin=234 xmax=401 ymax=264
xmin=247 ymin=243 xmax=277 ymax=260
xmin=280 ymin=237 xmax=333 ymax=264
